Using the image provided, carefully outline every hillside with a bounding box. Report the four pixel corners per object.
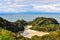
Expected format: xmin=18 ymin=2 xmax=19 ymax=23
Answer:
xmin=31 ymin=17 xmax=59 ymax=25
xmin=0 ymin=17 xmax=60 ymax=40
xmin=0 ymin=17 xmax=27 ymax=33
xmin=30 ymin=17 xmax=60 ymax=32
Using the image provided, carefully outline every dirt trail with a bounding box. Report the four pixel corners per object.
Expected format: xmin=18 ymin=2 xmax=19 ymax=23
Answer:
xmin=21 ymin=26 xmax=49 ymax=38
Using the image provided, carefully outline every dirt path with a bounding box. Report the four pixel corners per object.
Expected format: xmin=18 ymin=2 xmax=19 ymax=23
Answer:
xmin=21 ymin=26 xmax=49 ymax=38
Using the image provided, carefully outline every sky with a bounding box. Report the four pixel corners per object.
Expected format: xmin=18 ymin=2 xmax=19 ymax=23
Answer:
xmin=0 ymin=0 xmax=60 ymax=13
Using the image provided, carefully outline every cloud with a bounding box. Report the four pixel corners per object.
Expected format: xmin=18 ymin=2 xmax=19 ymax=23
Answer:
xmin=0 ymin=0 xmax=60 ymax=13
xmin=32 ymin=4 xmax=60 ymax=12
xmin=34 ymin=0 xmax=60 ymax=4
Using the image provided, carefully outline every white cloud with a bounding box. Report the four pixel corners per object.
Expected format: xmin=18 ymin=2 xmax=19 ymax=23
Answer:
xmin=34 ymin=0 xmax=60 ymax=3
xmin=0 ymin=0 xmax=60 ymax=13
xmin=32 ymin=4 xmax=60 ymax=12
xmin=0 ymin=3 xmax=33 ymax=12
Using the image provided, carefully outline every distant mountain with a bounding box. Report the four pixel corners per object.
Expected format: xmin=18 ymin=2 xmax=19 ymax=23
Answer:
xmin=30 ymin=17 xmax=59 ymax=32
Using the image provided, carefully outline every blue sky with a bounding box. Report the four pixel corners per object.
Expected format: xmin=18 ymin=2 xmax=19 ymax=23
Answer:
xmin=0 ymin=0 xmax=60 ymax=13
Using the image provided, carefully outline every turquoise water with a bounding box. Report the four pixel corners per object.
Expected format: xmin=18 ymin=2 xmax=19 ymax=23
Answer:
xmin=0 ymin=14 xmax=60 ymax=23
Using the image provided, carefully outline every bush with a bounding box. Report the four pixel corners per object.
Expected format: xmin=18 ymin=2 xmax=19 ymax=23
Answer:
xmin=31 ymin=31 xmax=60 ymax=40
xmin=0 ymin=29 xmax=15 ymax=40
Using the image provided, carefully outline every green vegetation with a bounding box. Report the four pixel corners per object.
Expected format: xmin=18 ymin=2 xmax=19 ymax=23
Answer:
xmin=0 ymin=17 xmax=60 ymax=40
xmin=0 ymin=28 xmax=15 ymax=40
xmin=1 ymin=28 xmax=60 ymax=40
xmin=0 ymin=17 xmax=27 ymax=33
xmin=31 ymin=31 xmax=60 ymax=40
xmin=30 ymin=17 xmax=60 ymax=32
xmin=0 ymin=28 xmax=30 ymax=40
xmin=0 ymin=17 xmax=29 ymax=40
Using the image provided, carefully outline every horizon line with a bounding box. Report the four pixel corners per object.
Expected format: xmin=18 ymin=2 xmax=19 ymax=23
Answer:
xmin=0 ymin=12 xmax=60 ymax=15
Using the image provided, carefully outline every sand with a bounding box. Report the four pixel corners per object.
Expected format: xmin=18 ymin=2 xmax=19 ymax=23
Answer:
xmin=21 ymin=26 xmax=49 ymax=38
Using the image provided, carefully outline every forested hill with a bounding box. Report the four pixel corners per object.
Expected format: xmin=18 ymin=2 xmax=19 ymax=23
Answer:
xmin=0 ymin=17 xmax=27 ymax=33
xmin=0 ymin=17 xmax=60 ymax=33
xmin=30 ymin=17 xmax=59 ymax=25
xmin=30 ymin=17 xmax=60 ymax=32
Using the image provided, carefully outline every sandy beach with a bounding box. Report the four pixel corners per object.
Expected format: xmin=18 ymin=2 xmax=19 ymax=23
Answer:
xmin=21 ymin=26 xmax=49 ymax=38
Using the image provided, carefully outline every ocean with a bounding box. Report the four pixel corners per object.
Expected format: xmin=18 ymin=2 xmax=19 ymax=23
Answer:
xmin=0 ymin=14 xmax=60 ymax=23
